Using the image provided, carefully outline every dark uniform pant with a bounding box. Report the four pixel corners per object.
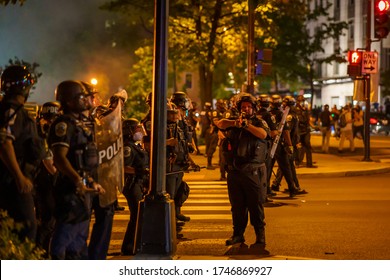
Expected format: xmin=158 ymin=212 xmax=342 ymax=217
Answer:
xmin=122 ymin=181 xmax=144 ymax=255
xmin=88 ymin=196 xmax=115 ymax=260
xmin=227 ymin=169 xmax=265 ymax=237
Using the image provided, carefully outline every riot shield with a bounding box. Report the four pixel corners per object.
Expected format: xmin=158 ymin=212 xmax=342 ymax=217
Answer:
xmin=95 ymin=102 xmax=124 ymax=208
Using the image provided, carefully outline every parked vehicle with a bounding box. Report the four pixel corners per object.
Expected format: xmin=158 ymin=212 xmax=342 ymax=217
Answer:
xmin=370 ymin=112 xmax=390 ymax=135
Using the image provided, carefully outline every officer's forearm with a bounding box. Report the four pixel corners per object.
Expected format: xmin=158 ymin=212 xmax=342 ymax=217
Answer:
xmin=214 ymin=119 xmax=235 ymax=130
xmin=0 ymin=139 xmax=25 ymax=180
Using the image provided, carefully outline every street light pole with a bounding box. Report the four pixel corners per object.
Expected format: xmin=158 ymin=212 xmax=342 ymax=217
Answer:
xmin=246 ymin=0 xmax=255 ymax=94
xmin=134 ymin=0 xmax=177 ymax=257
xmin=363 ymin=0 xmax=372 ymax=161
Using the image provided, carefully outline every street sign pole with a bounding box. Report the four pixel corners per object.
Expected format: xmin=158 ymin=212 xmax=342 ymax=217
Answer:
xmin=363 ymin=0 xmax=373 ymax=162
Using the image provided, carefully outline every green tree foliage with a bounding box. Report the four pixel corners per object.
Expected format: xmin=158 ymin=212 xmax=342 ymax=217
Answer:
xmin=0 ymin=210 xmax=45 ymax=260
xmin=122 ymin=46 xmax=153 ymax=120
xmin=264 ymin=0 xmax=347 ymax=99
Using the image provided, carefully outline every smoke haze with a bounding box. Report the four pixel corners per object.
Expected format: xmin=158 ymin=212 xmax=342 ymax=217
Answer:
xmin=0 ymin=0 xmax=133 ymax=104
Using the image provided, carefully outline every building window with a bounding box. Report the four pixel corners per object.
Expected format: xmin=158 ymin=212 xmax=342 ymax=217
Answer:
xmin=348 ymin=20 xmax=354 ymax=50
xmin=185 ymin=73 xmax=192 ymax=89
xmin=334 ymin=0 xmax=340 ymax=21
xmin=348 ymin=0 xmax=355 ymax=18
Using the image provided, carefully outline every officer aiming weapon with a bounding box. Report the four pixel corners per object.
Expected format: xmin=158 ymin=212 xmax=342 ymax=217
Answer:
xmin=270 ymin=106 xmax=290 ymax=159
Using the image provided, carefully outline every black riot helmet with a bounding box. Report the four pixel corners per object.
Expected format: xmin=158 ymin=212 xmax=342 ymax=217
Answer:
xmin=271 ymin=94 xmax=282 ymax=108
xmin=283 ymin=95 xmax=296 ymax=107
xmin=122 ymin=118 xmax=139 ymax=137
xmin=55 ymin=80 xmax=88 ymax=112
xmin=40 ymin=101 xmax=61 ymax=121
xmin=1 ymin=65 xmax=36 ymax=100
xmin=258 ymin=94 xmax=271 ymax=108
xmin=170 ymin=91 xmax=189 ymax=110
xmin=81 ymin=82 xmax=98 ymax=96
xmin=236 ymin=93 xmax=257 ymax=112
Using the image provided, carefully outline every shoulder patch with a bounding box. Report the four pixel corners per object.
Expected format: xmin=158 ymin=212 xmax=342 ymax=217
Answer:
xmin=124 ymin=146 xmax=131 ymax=158
xmin=55 ymin=122 xmax=68 ymax=137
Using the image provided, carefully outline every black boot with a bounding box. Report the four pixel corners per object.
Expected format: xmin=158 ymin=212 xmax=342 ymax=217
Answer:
xmin=254 ymin=229 xmax=266 ymax=246
xmin=225 ymin=235 xmax=245 ymax=246
xmin=207 ymin=156 xmax=215 ymax=170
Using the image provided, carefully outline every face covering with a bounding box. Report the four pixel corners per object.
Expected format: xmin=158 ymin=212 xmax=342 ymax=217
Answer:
xmin=133 ymin=131 xmax=144 ymax=142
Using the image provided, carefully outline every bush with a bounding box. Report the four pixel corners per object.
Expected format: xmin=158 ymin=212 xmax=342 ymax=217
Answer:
xmin=0 ymin=210 xmax=45 ymax=260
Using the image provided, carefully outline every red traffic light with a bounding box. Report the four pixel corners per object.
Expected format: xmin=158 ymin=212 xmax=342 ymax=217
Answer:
xmin=376 ymin=0 xmax=390 ymax=13
xmin=347 ymin=51 xmax=363 ymax=65
xmin=374 ymin=0 xmax=390 ymax=39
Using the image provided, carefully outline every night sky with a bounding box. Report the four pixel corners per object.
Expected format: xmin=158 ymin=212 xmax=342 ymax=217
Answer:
xmin=0 ymin=0 xmax=131 ymax=104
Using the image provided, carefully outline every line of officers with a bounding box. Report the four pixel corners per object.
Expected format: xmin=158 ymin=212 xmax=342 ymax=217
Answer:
xmin=0 ymin=65 xmax=202 ymax=259
xmin=0 ymin=65 xmax=310 ymax=258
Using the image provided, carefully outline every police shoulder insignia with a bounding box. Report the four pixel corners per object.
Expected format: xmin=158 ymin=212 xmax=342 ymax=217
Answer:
xmin=124 ymin=146 xmax=131 ymax=158
xmin=55 ymin=122 xmax=67 ymax=137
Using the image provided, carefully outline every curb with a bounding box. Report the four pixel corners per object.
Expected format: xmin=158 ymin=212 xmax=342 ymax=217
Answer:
xmin=296 ymin=167 xmax=390 ymax=178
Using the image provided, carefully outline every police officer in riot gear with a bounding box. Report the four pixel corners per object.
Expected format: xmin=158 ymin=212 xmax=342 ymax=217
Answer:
xmin=215 ymin=93 xmax=269 ymax=248
xmin=295 ymin=95 xmax=316 ymax=168
xmin=256 ymin=94 xmax=277 ymax=199
xmin=168 ymin=92 xmax=199 ymax=224
xmin=268 ymin=94 xmax=300 ymax=197
xmin=0 ymin=65 xmax=44 ymax=241
xmin=48 ymin=80 xmax=104 ymax=259
xmin=34 ymin=101 xmax=61 ymax=256
xmin=121 ymin=118 xmax=149 ymax=255
xmin=271 ymin=96 xmax=307 ymax=195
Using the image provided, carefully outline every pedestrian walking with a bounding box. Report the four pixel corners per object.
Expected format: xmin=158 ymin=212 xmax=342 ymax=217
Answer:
xmin=338 ymin=104 xmax=355 ymax=153
xmin=318 ymin=104 xmax=332 ymax=153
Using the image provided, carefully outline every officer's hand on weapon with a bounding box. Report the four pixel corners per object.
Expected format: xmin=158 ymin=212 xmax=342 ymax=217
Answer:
xmin=16 ymin=175 xmax=33 ymax=194
xmin=76 ymin=180 xmax=90 ymax=196
xmin=270 ymin=130 xmax=279 ymax=139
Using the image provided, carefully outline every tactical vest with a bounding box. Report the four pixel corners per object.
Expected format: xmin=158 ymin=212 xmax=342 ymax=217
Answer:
xmin=223 ymin=119 xmax=269 ymax=170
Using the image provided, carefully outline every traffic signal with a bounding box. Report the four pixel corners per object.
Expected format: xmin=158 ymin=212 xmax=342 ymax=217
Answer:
xmin=374 ymin=0 xmax=390 ymax=39
xmin=347 ymin=50 xmax=363 ymax=77
xmin=254 ymin=48 xmax=272 ymax=76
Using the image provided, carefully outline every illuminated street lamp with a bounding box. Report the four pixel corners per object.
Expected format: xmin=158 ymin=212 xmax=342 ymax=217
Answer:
xmin=91 ymin=78 xmax=98 ymax=85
